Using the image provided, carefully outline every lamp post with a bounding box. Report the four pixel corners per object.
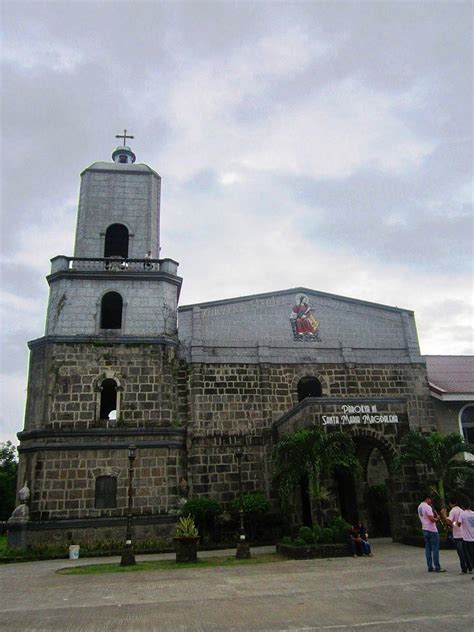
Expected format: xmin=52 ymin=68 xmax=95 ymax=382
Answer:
xmin=235 ymin=447 xmax=251 ymax=559
xmin=120 ymin=443 xmax=136 ymax=566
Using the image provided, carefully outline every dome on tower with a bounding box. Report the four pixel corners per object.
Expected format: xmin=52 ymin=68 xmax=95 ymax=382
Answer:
xmin=112 ymin=145 xmax=136 ymax=164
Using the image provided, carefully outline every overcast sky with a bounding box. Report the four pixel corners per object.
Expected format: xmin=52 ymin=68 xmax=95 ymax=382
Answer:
xmin=1 ymin=0 xmax=472 ymax=444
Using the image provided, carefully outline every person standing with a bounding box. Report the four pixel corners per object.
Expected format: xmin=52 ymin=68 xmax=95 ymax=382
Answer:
xmin=417 ymin=494 xmax=446 ymax=572
xmin=457 ymin=500 xmax=474 ymax=580
xmin=444 ymin=499 xmax=472 ymax=574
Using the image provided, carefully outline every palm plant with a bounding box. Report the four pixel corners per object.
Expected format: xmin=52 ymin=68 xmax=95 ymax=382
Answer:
xmin=272 ymin=426 xmax=360 ymax=526
xmin=396 ymin=431 xmax=474 ymax=508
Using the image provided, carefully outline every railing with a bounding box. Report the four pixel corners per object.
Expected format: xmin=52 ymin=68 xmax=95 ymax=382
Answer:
xmin=71 ymin=257 xmax=161 ymax=272
xmin=50 ymin=256 xmax=178 ymax=275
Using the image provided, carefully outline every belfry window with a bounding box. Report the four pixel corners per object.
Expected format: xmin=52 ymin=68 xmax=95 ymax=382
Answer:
xmin=297 ymin=376 xmax=322 ymax=402
xmin=99 ymin=378 xmax=117 ymax=420
xmin=95 ymin=475 xmax=117 ymax=509
xmin=104 ymin=224 xmax=129 ymax=258
xmin=100 ymin=292 xmax=123 ymax=329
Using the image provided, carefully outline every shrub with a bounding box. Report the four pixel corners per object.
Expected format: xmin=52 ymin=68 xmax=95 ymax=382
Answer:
xmin=312 ymin=524 xmax=322 ymax=543
xmin=292 ymin=537 xmax=305 ymax=546
xmin=298 ymin=526 xmax=315 ymax=544
xmin=181 ymin=497 xmax=221 ymax=523
xmin=231 ymin=493 xmax=270 ymax=515
xmin=329 ymin=517 xmax=351 ymax=543
xmin=319 ymin=527 xmax=335 ymax=544
xmin=232 ymin=493 xmax=271 ymax=541
xmin=281 ymin=535 xmax=294 ymax=545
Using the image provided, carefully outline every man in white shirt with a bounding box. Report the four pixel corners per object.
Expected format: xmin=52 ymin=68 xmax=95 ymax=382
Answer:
xmin=457 ymin=500 xmax=474 ymax=581
xmin=417 ymin=494 xmax=446 ymax=572
xmin=444 ymin=499 xmax=472 ymax=574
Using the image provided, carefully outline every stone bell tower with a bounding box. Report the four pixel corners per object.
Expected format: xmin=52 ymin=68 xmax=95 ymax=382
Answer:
xmin=14 ymin=136 xmax=186 ymax=545
xmin=46 ymin=137 xmax=179 ymax=339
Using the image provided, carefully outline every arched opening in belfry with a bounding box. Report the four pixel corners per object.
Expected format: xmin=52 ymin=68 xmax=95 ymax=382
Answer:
xmin=297 ymin=376 xmax=322 ymax=402
xmin=104 ymin=224 xmax=129 ymax=258
xmin=100 ymin=292 xmax=123 ymax=329
xmin=99 ymin=378 xmax=117 ymax=420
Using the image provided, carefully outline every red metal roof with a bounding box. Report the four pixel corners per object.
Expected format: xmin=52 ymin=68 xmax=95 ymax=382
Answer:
xmin=424 ymin=355 xmax=474 ymax=395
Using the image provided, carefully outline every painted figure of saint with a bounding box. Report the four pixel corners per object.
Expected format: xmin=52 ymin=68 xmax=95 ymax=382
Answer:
xmin=290 ymin=294 xmax=321 ymax=341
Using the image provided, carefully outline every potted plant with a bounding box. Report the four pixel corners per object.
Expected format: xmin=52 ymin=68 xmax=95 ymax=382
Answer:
xmin=173 ymin=516 xmax=199 ymax=562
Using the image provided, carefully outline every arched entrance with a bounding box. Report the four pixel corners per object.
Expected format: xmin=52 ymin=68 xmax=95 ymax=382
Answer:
xmin=335 ymin=435 xmax=394 ymax=535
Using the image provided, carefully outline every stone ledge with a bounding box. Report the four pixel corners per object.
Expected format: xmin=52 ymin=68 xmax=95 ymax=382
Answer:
xmin=18 ymin=427 xmax=186 ymax=441
xmin=276 ymin=542 xmax=351 ymax=559
xmin=28 ymin=335 xmax=179 ymax=349
xmin=26 ymin=514 xmax=177 ymax=530
xmin=18 ymin=439 xmax=185 ymax=454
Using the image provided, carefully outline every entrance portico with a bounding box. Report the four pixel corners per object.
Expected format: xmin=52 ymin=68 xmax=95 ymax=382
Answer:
xmin=272 ymin=396 xmax=409 ymax=536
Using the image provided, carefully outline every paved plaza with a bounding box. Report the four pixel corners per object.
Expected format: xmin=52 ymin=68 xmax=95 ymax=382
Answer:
xmin=0 ymin=539 xmax=473 ymax=631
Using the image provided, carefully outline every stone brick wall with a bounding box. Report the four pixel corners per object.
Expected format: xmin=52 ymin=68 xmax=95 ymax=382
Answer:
xmin=25 ymin=518 xmax=175 ymax=547
xmin=186 ymin=362 xmax=434 ymax=437
xmin=183 ymin=360 xmax=436 ymax=537
xmin=18 ymin=345 xmax=437 ymax=542
xmin=24 ymin=446 xmax=184 ymax=521
xmin=24 ymin=342 xmax=182 ymax=430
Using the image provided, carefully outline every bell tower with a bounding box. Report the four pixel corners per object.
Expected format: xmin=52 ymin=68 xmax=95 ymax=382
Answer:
xmin=16 ymin=137 xmax=186 ymax=540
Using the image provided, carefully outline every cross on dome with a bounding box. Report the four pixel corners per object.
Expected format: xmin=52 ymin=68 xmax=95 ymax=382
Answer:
xmin=112 ymin=130 xmax=136 ymax=164
xmin=115 ymin=129 xmax=134 ymax=147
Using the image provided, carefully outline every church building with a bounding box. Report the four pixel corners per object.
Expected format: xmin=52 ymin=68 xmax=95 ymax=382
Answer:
xmin=13 ymin=141 xmax=446 ymax=546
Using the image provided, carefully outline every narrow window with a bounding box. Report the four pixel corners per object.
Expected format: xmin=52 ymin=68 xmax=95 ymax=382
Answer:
xmin=100 ymin=378 xmax=117 ymax=420
xmin=461 ymin=405 xmax=474 ymax=443
xmin=95 ymin=475 xmax=117 ymax=509
xmin=100 ymin=292 xmax=122 ymax=329
xmin=297 ymin=376 xmax=322 ymax=402
xmin=104 ymin=224 xmax=129 ymax=258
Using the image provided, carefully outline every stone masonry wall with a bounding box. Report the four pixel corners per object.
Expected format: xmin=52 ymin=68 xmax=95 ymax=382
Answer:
xmin=26 ymin=447 xmax=183 ymax=521
xmin=24 ymin=342 xmax=182 ymax=430
xmin=185 ymin=361 xmax=436 ymax=519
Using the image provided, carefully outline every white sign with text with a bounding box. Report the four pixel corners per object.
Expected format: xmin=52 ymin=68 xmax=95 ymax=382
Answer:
xmin=322 ymin=404 xmax=399 ymax=426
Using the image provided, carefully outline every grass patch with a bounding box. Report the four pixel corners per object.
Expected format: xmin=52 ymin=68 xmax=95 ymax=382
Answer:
xmin=57 ymin=553 xmax=286 ymax=575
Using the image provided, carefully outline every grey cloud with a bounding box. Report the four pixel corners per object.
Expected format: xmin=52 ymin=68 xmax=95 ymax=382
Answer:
xmin=1 ymin=1 xmax=472 ymax=443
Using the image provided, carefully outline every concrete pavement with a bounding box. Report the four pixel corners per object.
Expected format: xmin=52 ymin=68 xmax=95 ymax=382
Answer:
xmin=0 ymin=539 xmax=472 ymax=631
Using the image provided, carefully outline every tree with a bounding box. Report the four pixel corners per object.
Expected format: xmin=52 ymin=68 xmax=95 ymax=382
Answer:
xmin=396 ymin=431 xmax=474 ymax=508
xmin=272 ymin=426 xmax=360 ymax=526
xmin=0 ymin=441 xmax=18 ymax=521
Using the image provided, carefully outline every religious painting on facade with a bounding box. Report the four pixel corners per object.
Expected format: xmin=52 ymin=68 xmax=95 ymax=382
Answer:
xmin=290 ymin=294 xmax=321 ymax=341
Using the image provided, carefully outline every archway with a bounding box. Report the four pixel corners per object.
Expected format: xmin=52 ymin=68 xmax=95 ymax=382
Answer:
xmin=297 ymin=376 xmax=322 ymax=402
xmin=99 ymin=378 xmax=117 ymax=420
xmin=104 ymin=224 xmax=129 ymax=258
xmin=342 ymin=435 xmax=394 ymax=536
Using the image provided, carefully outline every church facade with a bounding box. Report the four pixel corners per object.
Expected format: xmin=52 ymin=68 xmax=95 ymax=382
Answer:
xmin=13 ymin=145 xmax=440 ymax=546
